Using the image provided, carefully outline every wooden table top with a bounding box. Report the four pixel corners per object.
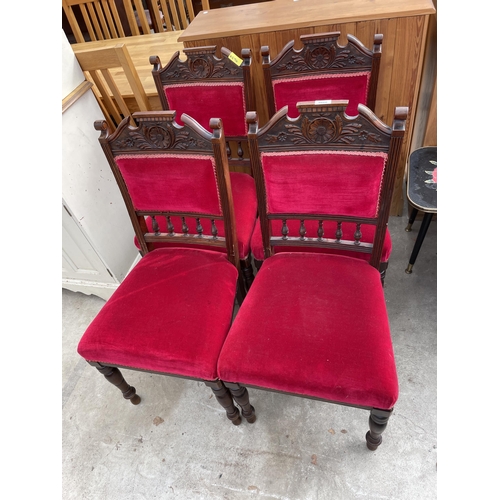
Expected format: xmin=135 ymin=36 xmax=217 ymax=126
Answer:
xmin=71 ymin=31 xmax=185 ymax=98
xmin=178 ymin=0 xmax=436 ymax=41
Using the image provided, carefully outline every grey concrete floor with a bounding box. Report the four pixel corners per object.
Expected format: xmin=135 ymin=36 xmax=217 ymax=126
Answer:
xmin=62 ymin=211 xmax=437 ymax=499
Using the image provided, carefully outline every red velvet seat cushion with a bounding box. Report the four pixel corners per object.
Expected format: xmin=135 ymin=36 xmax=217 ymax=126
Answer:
xmin=217 ymin=253 xmax=398 ymax=409
xmin=133 ymin=172 xmax=257 ymax=259
xmin=164 ymin=82 xmax=247 ymax=137
xmin=250 ymin=218 xmax=392 ymax=262
xmin=273 ymin=73 xmax=370 ymax=117
xmin=78 ymin=248 xmax=238 ymax=381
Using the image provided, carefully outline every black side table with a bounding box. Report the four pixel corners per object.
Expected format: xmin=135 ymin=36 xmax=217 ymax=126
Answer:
xmin=405 ymin=146 xmax=437 ymax=274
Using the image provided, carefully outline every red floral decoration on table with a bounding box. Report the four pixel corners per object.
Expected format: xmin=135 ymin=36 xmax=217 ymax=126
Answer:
xmin=425 ymin=160 xmax=437 ymax=190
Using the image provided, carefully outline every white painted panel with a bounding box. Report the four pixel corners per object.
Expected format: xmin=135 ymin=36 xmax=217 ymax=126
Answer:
xmin=62 ymin=81 xmax=139 ymax=282
xmin=62 ymin=203 xmax=116 ymax=283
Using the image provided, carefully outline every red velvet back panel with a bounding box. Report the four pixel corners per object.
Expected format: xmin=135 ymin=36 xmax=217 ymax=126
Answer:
xmin=273 ymin=73 xmax=370 ymax=117
xmin=115 ymin=154 xmax=222 ymax=215
xmin=164 ymin=83 xmax=247 ymax=137
xmin=261 ymin=151 xmax=387 ymax=218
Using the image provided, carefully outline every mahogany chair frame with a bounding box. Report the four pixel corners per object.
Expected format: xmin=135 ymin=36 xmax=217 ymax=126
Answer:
xmin=262 ymin=32 xmax=383 ymax=118
xmin=85 ymin=110 xmax=252 ymax=424
xmin=255 ymin=32 xmax=389 ymax=281
xmin=220 ymin=101 xmax=408 ymax=449
xmin=150 ymin=45 xmax=255 ymax=173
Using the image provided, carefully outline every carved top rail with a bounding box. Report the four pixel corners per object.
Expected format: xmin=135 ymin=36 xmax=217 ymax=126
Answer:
xmin=151 ymin=46 xmax=252 ymax=84
xmin=264 ymin=32 xmax=381 ymax=77
xmin=251 ymin=101 xmax=393 ymax=152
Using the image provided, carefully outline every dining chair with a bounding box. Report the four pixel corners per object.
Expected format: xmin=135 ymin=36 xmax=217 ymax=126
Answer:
xmin=262 ymin=32 xmax=383 ymax=119
xmin=146 ymin=0 xmax=208 ymax=32
xmin=63 ymin=0 xmax=146 ymax=42
xmin=77 ymin=110 xmax=249 ymax=425
xmin=74 ymin=43 xmax=151 ymax=131
xmin=252 ymin=31 xmax=392 ymax=282
xmin=150 ymin=45 xmax=255 ymax=173
xmin=148 ymin=45 xmax=258 ymax=289
xmin=217 ymin=101 xmax=408 ymax=449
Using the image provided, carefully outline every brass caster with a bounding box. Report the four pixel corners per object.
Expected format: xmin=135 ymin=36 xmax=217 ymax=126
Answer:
xmin=405 ymin=224 xmax=412 ymax=232
xmin=405 ymin=264 xmax=413 ymax=274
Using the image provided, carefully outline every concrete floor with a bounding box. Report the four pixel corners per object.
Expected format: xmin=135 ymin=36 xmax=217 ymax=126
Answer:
xmin=62 ymin=211 xmax=437 ymax=499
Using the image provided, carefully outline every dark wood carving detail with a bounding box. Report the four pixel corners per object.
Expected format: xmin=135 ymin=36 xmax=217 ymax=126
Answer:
xmin=152 ymin=215 xmax=159 ymax=235
xmin=263 ymin=110 xmax=386 ymax=149
xmin=211 ymin=219 xmax=218 ymax=238
xmin=317 ymin=220 xmax=324 ymax=240
xmin=108 ymin=113 xmax=212 ymax=154
xmin=336 ymin=222 xmax=343 ymax=241
xmin=167 ymin=216 xmax=174 ymax=235
xmin=354 ymin=223 xmax=362 ymax=245
xmin=157 ymin=46 xmax=245 ymax=84
xmin=272 ymin=33 xmax=373 ymax=76
xmin=269 ymin=217 xmax=376 ymax=253
xmin=281 ymin=219 xmax=289 ymax=239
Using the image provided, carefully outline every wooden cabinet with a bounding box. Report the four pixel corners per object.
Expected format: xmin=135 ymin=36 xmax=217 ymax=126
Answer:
xmin=62 ymin=32 xmax=139 ymax=300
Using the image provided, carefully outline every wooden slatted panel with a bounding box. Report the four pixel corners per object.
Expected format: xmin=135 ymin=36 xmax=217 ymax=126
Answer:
xmin=175 ymin=0 xmax=189 ymax=29
xmin=132 ymin=0 xmax=151 ymax=34
xmin=159 ymin=0 xmax=173 ymax=30
xmin=123 ymin=0 xmax=141 ymax=36
xmin=168 ymin=0 xmax=181 ymax=31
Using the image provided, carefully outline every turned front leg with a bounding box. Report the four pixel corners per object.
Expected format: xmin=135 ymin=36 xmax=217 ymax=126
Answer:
xmin=95 ymin=364 xmax=141 ymax=405
xmin=204 ymin=381 xmax=242 ymax=425
xmin=366 ymin=408 xmax=393 ymax=450
xmin=224 ymin=383 xmax=256 ymax=423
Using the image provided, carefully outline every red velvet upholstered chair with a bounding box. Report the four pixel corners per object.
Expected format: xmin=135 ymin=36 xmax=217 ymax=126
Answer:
xmin=147 ymin=45 xmax=258 ymax=289
xmin=217 ymin=101 xmax=408 ymax=449
xmin=253 ymin=32 xmax=392 ymax=281
xmin=150 ymin=45 xmax=255 ymax=171
xmin=77 ymin=111 xmax=253 ymax=425
xmin=263 ymin=32 xmax=383 ymax=119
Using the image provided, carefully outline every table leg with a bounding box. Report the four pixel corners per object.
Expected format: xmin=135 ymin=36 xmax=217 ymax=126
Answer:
xmin=405 ymin=207 xmax=419 ymax=232
xmin=405 ymin=212 xmax=433 ymax=274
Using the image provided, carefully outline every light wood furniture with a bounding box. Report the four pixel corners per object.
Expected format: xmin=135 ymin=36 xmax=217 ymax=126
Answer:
xmin=63 ymin=0 xmax=156 ymax=42
xmin=71 ymin=31 xmax=185 ymax=112
xmin=148 ymin=0 xmax=209 ymax=31
xmin=75 ymin=43 xmax=151 ymax=130
xmin=178 ymin=0 xmax=437 ymax=215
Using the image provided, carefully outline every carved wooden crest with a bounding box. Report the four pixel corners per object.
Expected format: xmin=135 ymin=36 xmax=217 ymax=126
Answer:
xmin=262 ymin=111 xmax=387 ymax=150
xmin=271 ymin=35 xmax=373 ymax=76
xmin=109 ymin=117 xmax=212 ymax=154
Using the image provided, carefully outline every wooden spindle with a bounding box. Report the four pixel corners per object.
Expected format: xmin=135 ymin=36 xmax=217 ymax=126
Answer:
xmin=167 ymin=216 xmax=174 ymax=235
xmin=182 ymin=217 xmax=189 ymax=235
xmin=237 ymin=141 xmax=244 ymax=160
xmin=299 ymin=220 xmax=306 ymax=240
xmin=196 ymin=218 xmax=203 ymax=236
xmin=354 ymin=223 xmax=362 ymax=245
xmin=211 ymin=219 xmax=218 ymax=238
xmin=226 ymin=141 xmax=232 ymax=160
xmin=281 ymin=219 xmax=289 ymax=239
xmin=317 ymin=220 xmax=324 ymax=240
xmin=152 ymin=215 xmax=160 ymax=235
xmin=336 ymin=221 xmax=343 ymax=241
